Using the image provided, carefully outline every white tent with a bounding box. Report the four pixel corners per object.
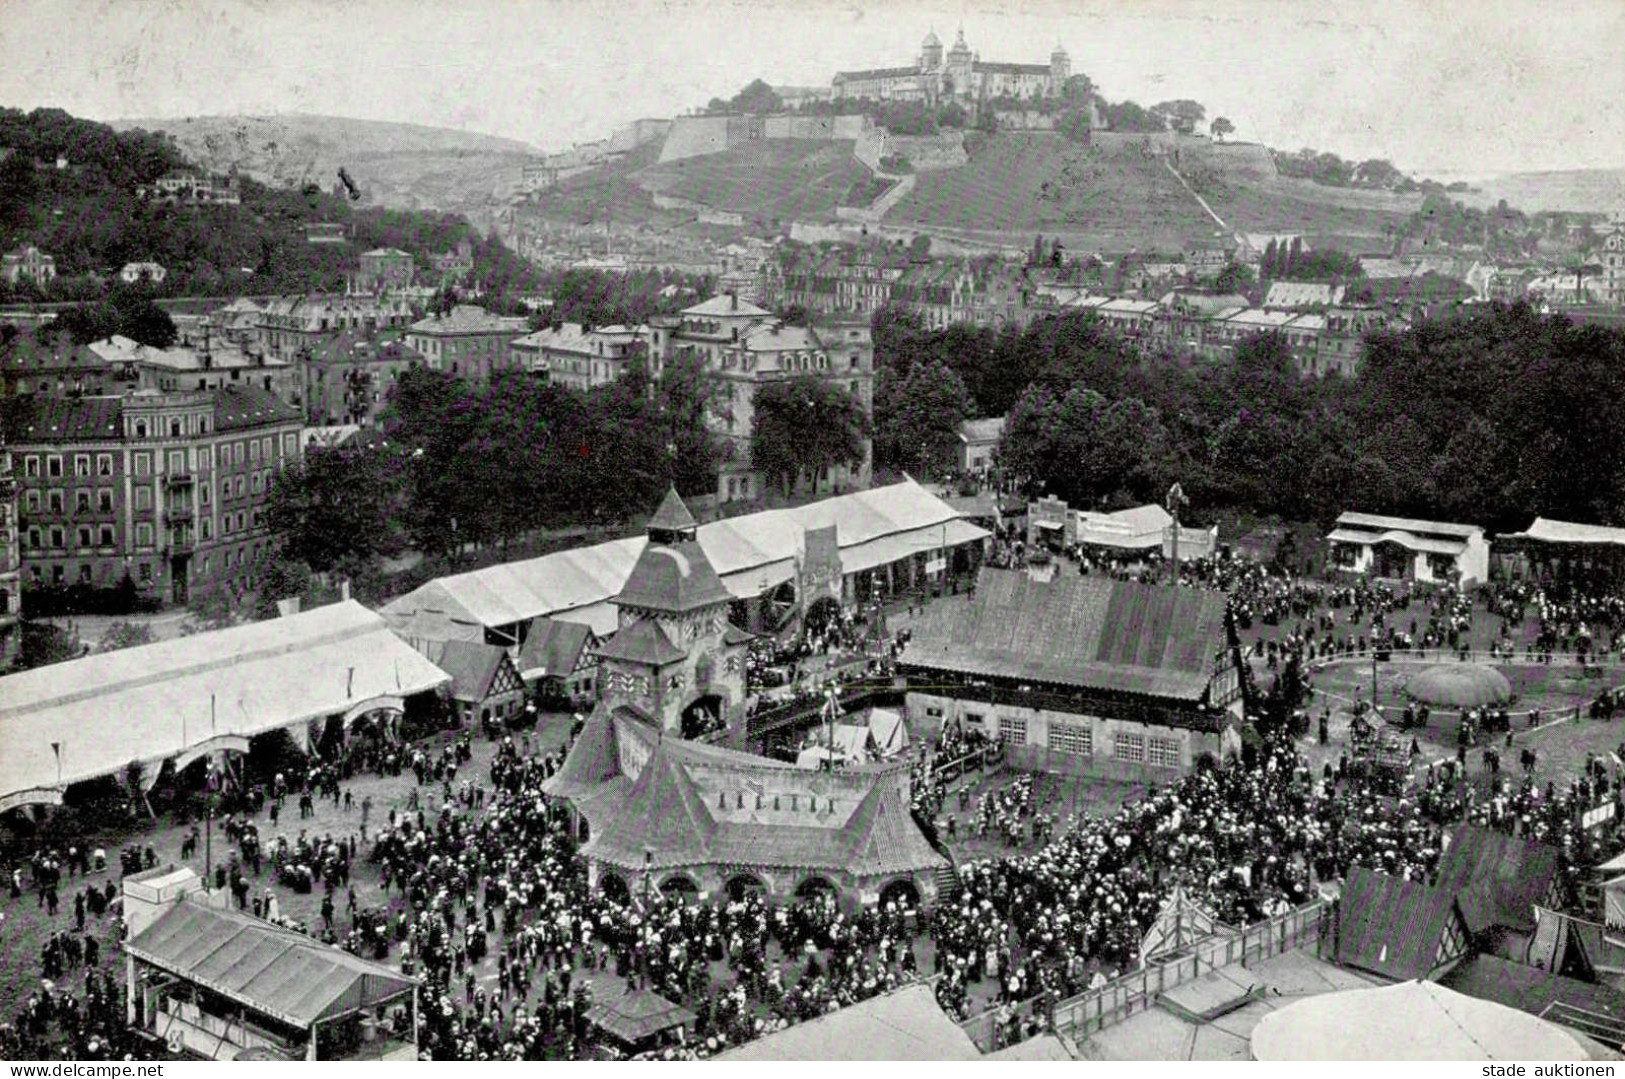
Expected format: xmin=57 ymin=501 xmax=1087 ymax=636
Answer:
xmin=867 ymin=707 xmax=909 ymax=757
xmin=1250 ymin=980 xmax=1588 ymax=1060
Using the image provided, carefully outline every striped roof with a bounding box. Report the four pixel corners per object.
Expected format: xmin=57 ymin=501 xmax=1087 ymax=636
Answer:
xmin=903 ymin=568 xmax=1227 ymax=706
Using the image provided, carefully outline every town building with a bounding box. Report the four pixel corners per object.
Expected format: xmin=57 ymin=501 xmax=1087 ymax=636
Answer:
xmin=957 ymin=416 xmax=1004 ymax=475
xmin=0 ymin=428 xmax=19 ymax=662
xmin=1262 ymin=281 xmax=1345 ymax=309
xmin=432 ymin=240 xmax=475 ymax=284
xmin=1602 ymin=213 xmax=1625 ymax=308
xmin=353 ymin=248 xmax=416 ymax=294
xmin=508 ymin=322 xmax=650 ymax=391
xmin=118 ymin=262 xmax=167 ymax=286
xmin=436 ymin=639 xmax=527 ymax=729
xmin=89 ymin=333 xmax=301 ymax=410
xmin=1 ymin=245 xmax=57 ymax=286
xmin=255 ymin=293 xmax=419 ymax=365
xmin=137 ymin=168 xmax=241 ymax=205
xmin=889 ymin=261 xmax=1031 ymax=331
xmin=1326 ymin=511 xmax=1490 ymax=585
xmin=516 ymin=617 xmax=599 ymax=704
xmin=404 ymin=305 xmax=529 ymax=382
xmin=3 ymin=385 xmax=303 ymax=606
xmin=900 ymin=567 xmax=1245 ymax=782
xmin=649 ymin=295 xmax=875 ymax=503
xmin=300 ymin=331 xmax=424 ymax=426
xmin=544 ymin=489 xmax=948 ymax=911
xmin=833 ymin=28 xmax=1070 ymax=104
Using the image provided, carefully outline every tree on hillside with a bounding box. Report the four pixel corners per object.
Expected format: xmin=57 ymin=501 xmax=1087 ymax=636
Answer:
xmin=709 ymin=79 xmax=784 ymax=115
xmin=1101 ymin=100 xmax=1166 ymax=133
xmin=1210 ymin=117 xmax=1235 ymax=141
xmin=750 ymin=377 xmax=869 ymax=497
xmin=1151 ymin=100 xmax=1207 ymax=135
xmin=873 ymin=360 xmax=976 ymax=476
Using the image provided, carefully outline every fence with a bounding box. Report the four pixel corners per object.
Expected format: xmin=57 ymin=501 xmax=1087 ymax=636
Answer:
xmin=959 ymin=901 xmax=1328 ymax=1051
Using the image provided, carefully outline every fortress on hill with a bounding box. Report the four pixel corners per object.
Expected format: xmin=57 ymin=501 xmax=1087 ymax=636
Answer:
xmin=832 ymin=28 xmax=1071 ymax=103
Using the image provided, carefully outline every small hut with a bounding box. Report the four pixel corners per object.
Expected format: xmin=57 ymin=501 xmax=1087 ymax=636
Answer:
xmin=587 ymin=988 xmax=696 ymax=1057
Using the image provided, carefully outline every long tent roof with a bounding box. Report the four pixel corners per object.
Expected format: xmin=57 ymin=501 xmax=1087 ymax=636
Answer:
xmin=382 ymin=481 xmax=987 ymax=636
xmin=127 ymin=899 xmax=418 ymax=1031
xmin=0 ymin=601 xmax=449 ymax=809
xmin=1502 ymin=517 xmax=1625 ymax=548
xmin=713 ymin=983 xmax=979 ymax=1060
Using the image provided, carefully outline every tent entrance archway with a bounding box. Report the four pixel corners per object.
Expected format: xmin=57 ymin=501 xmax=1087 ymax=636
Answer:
xmin=805 ymin=596 xmax=841 ymax=638
xmin=681 ymin=694 xmax=726 ymax=740
xmin=726 ymin=874 xmax=767 ymax=902
xmin=879 ymin=878 xmax=919 ymax=911
xmin=1373 ymin=541 xmax=1413 ymax=580
xmin=659 ymin=874 xmax=700 ymax=902
xmin=600 ymin=872 xmax=630 ymax=905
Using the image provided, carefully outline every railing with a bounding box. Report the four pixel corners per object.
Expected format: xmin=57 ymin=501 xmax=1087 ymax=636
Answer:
xmin=958 ymin=901 xmax=1328 ymax=1051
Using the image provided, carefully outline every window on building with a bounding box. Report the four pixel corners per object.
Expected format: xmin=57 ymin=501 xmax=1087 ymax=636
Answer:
xmin=1048 ymin=723 xmax=1094 ymax=756
xmin=998 ymin=714 xmax=1028 ymax=746
xmin=138 ymin=563 xmax=151 ymax=583
xmin=74 ymin=454 xmax=90 ymax=477
xmin=48 ymin=491 xmax=62 ymax=513
xmin=249 ymin=439 xmax=259 ymax=462
xmin=1114 ymin=732 xmax=1145 ymax=763
xmin=201 ymin=518 xmax=211 ymax=540
xmin=1146 ymin=737 xmax=1181 ymax=768
xmin=27 ymin=527 xmax=39 ymax=550
xmin=134 ymin=452 xmax=151 ymax=476
xmin=78 ymin=564 xmax=91 ymax=584
xmin=52 ymin=565 xmax=65 ymax=585
xmin=200 ymin=483 xmax=210 ymax=506
xmin=168 ymin=450 xmax=185 ymax=473
xmin=136 ymin=523 xmax=152 ymax=547
xmin=98 ymin=525 xmax=113 ymax=547
xmin=49 ymin=527 xmax=63 ymax=549
xmin=75 ymin=491 xmax=90 ymax=513
xmin=250 ymin=473 xmax=262 ymax=494
xmin=98 ymin=489 xmax=112 ymax=512
xmin=234 ymin=476 xmax=245 ymax=498
xmin=97 ymin=454 xmax=112 ymax=476
xmin=236 ymin=512 xmax=245 ymax=532
xmin=24 ymin=490 xmax=39 ymax=513
xmin=135 ymin=486 xmax=152 ymax=510
xmin=24 ymin=455 xmax=38 ymax=477
xmin=169 ymin=419 xmax=181 ymax=438
xmin=135 ymin=421 xmax=147 ymax=438
xmin=47 ymin=455 xmax=62 ymax=478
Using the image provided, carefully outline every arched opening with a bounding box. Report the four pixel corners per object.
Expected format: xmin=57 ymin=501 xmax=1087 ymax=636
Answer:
xmin=879 ymin=878 xmax=920 ymax=911
xmin=315 ymin=714 xmax=347 ymax=758
xmin=766 ymin=580 xmax=797 ymax=633
xmin=804 ymin=595 xmax=841 ymax=639
xmin=726 ymin=874 xmax=767 ymax=902
xmin=795 ymin=876 xmax=838 ymax=903
xmin=577 ymin=816 xmax=591 ymax=843
xmin=600 ymin=872 xmax=630 ymax=905
xmin=681 ymin=693 xmax=727 ymax=740
xmin=659 ymin=874 xmax=700 ymax=902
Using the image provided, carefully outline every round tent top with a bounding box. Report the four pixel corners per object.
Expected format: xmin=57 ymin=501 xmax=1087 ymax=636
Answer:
xmin=1251 ymin=980 xmax=1588 ymax=1061
xmin=1404 ymin=664 xmax=1513 ymax=709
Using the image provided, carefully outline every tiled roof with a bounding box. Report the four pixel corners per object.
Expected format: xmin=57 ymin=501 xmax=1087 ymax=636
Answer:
xmin=974 ymin=61 xmax=1049 ymax=75
xmin=587 ymin=989 xmax=696 ymax=1045
xmin=408 ymin=305 xmax=527 ymax=336
xmin=1437 ymin=824 xmax=1560 ymax=935
xmin=1335 ymin=865 xmax=1464 ymax=981
xmin=647 ymin=486 xmax=698 ymax=532
xmin=616 ymin=539 xmax=733 ymax=615
xmin=544 ymin=710 xmax=947 ymax=877
xmin=516 ymin=617 xmax=594 ymax=680
xmin=214 ymin=385 xmax=301 ymax=431
xmin=902 ymin=568 xmax=1227 ymax=706
xmin=592 ymin=618 xmax=686 ymax=667
xmin=435 ymin=639 xmax=512 ymax=702
xmin=833 ymin=66 xmax=921 ymax=82
xmin=2 ymin=394 xmax=123 ymax=442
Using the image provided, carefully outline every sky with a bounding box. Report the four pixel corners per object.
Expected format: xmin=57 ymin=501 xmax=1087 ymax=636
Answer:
xmin=0 ymin=0 xmax=1620 ymax=178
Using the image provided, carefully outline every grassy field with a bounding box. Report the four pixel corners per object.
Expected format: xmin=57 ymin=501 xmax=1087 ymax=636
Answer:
xmin=631 ymin=139 xmax=874 ymax=225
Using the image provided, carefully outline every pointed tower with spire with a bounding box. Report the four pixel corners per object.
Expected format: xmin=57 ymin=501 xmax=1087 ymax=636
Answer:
xmin=594 ymin=487 xmax=750 ymax=736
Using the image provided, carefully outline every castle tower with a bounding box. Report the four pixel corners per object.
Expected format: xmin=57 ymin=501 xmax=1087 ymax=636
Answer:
xmin=1050 ymin=42 xmax=1071 ymax=95
xmin=595 ymin=487 xmax=748 ymax=736
xmin=945 ymin=27 xmax=974 ymax=99
xmin=920 ymin=28 xmax=943 ymax=72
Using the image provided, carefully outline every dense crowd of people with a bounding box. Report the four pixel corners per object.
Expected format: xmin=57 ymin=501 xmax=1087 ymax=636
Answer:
xmin=13 ymin=544 xmax=1625 ymax=1059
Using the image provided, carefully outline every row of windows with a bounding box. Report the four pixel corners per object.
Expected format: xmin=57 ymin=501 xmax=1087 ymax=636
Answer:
xmin=985 ymin=717 xmax=1183 ymax=767
xmin=20 ymin=435 xmax=296 ymax=480
xmin=26 ymin=544 xmax=269 ymax=587
xmin=25 ymin=508 xmax=259 ymax=552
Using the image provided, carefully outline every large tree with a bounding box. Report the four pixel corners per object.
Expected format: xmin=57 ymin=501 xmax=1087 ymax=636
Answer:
xmin=873 ymin=359 xmax=976 ymax=475
xmin=750 ymin=377 xmax=869 ymax=497
xmin=264 ymin=439 xmax=407 ymax=573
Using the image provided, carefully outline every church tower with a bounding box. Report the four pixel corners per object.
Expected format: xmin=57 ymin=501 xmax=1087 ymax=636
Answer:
xmin=920 ymin=28 xmax=943 ymax=73
xmin=594 ymin=487 xmax=749 ymax=737
xmin=945 ymin=27 xmax=974 ymax=99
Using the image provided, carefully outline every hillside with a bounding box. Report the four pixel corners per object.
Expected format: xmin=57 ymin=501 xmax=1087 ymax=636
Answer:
xmin=632 ymin=139 xmax=878 ymax=227
xmin=109 ymin=113 xmax=544 ymax=222
xmin=1452 ymin=169 xmax=1625 ymax=214
xmin=0 ymin=107 xmax=541 ymax=300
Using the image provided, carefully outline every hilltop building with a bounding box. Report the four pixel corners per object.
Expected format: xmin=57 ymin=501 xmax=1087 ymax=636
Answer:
xmin=137 ymin=168 xmax=241 ymax=206
xmin=3 ymin=386 xmax=302 ymax=606
xmin=353 ymin=248 xmax=417 ymax=293
xmin=833 ymin=28 xmax=1070 ymax=104
xmin=1 ymin=246 xmax=57 ymax=286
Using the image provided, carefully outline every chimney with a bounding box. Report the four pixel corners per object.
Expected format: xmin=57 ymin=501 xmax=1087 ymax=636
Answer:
xmin=730 ymin=292 xmax=738 ymax=311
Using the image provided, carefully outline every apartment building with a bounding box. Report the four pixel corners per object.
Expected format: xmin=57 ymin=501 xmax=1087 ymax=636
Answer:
xmin=404 ymin=305 xmax=530 ymax=382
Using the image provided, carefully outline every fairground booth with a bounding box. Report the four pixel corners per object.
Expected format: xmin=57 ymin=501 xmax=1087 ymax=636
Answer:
xmin=1326 ymin=511 xmax=1490 ymax=585
xmin=1497 ymin=518 xmax=1625 ymax=590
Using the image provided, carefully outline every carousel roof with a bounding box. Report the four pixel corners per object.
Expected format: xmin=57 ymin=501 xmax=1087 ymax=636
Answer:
xmin=1403 ymin=663 xmax=1512 ymax=709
